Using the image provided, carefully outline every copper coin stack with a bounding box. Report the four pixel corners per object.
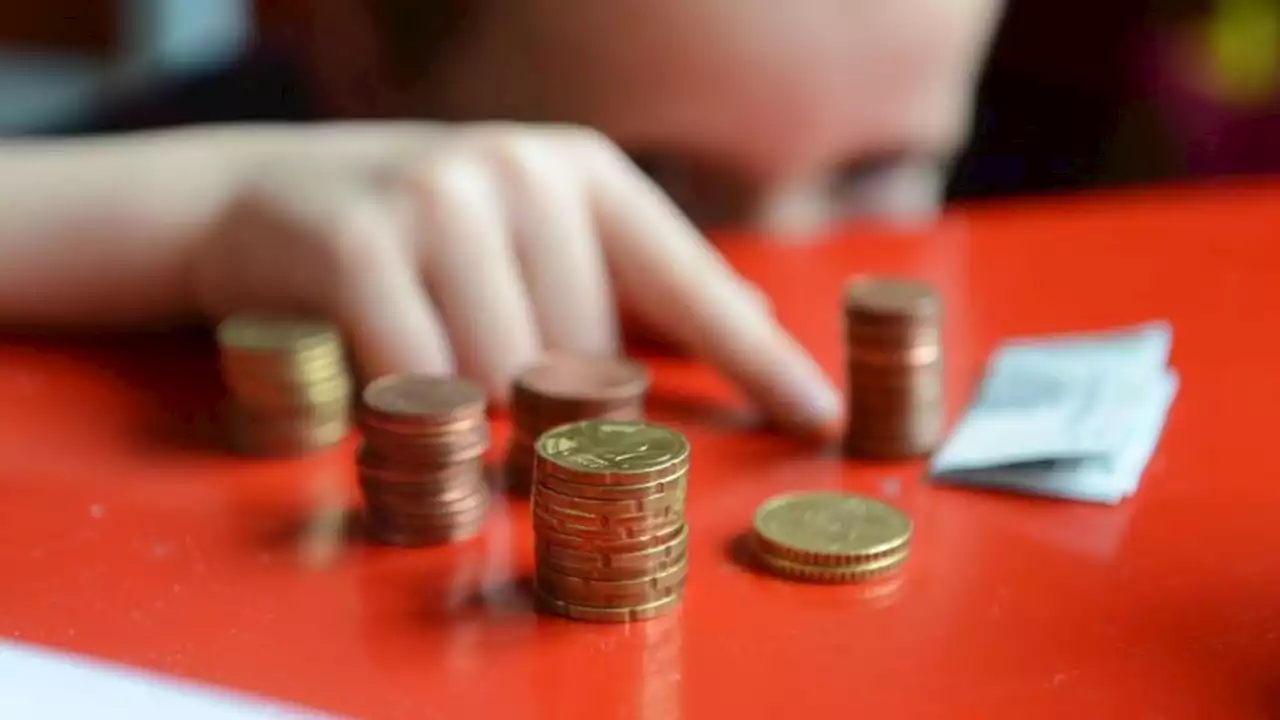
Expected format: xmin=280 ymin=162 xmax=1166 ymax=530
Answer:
xmin=507 ymin=354 xmax=650 ymax=492
xmin=842 ymin=276 xmax=944 ymax=458
xmin=356 ymin=375 xmax=490 ymax=546
xmin=532 ymin=420 xmax=689 ymax=623
xmin=217 ymin=315 xmax=353 ymax=456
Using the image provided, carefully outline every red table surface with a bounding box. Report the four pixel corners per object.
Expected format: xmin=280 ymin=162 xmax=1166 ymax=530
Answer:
xmin=1 ymin=180 xmax=1278 ymax=719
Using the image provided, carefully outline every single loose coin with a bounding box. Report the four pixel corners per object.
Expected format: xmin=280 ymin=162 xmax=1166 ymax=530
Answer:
xmin=536 ymin=420 xmax=689 ymax=485
xmin=361 ymin=375 xmax=486 ymax=423
xmin=515 ymin=354 xmax=650 ymax=403
xmin=844 ymin=277 xmax=939 ymax=320
xmin=753 ymin=491 xmax=911 ymax=566
xmin=754 ymin=546 xmax=908 ymax=584
xmin=217 ymin=315 xmax=340 ymax=354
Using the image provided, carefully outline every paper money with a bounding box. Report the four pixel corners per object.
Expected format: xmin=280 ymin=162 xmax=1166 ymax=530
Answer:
xmin=929 ymin=322 xmax=1177 ymax=505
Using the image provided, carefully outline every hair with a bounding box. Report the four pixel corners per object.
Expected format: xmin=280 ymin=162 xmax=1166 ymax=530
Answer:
xmin=360 ymin=0 xmax=475 ymax=82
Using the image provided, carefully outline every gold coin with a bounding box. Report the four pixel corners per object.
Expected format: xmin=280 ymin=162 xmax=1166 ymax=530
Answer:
xmin=532 ymin=481 xmax=686 ymax=517
xmin=217 ymin=315 xmax=341 ymax=354
xmin=537 ymin=526 xmax=688 ymax=582
xmin=752 ymin=491 xmax=911 ymax=566
xmin=536 ymin=420 xmax=689 ymax=484
xmin=535 ymin=520 xmax=684 ymax=554
xmin=754 ymin=546 xmax=908 ymax=584
xmin=534 ymin=590 xmax=682 ymax=623
xmin=534 ymin=471 xmax=685 ymax=502
xmin=535 ymin=561 xmax=685 ymax=607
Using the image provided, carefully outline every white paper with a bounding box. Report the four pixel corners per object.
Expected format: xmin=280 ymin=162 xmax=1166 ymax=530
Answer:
xmin=0 ymin=639 xmax=339 ymax=720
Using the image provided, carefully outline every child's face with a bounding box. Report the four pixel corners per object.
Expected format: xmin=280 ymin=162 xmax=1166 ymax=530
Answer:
xmin=419 ymin=0 xmax=1004 ymax=232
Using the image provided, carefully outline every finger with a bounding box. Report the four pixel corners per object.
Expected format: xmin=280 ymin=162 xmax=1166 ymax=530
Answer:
xmin=404 ymin=156 xmax=542 ymax=403
xmin=325 ymin=195 xmax=456 ymax=381
xmin=574 ymin=137 xmax=840 ymax=435
xmin=200 ymin=178 xmax=455 ymax=381
xmin=483 ymin=134 xmax=619 ymax=357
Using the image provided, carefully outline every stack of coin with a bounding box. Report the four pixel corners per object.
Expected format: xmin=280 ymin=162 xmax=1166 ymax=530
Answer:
xmin=217 ymin=315 xmax=353 ymax=456
xmin=751 ymin=491 xmax=910 ymax=583
xmin=356 ymin=375 xmax=490 ymax=546
xmin=532 ymin=420 xmax=689 ymax=623
xmin=842 ymin=276 xmax=944 ymax=458
xmin=507 ymin=354 xmax=650 ymax=492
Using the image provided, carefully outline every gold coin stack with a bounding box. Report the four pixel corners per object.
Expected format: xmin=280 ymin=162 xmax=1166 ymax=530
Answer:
xmin=507 ymin=354 xmax=650 ymax=492
xmin=752 ymin=491 xmax=911 ymax=583
xmin=217 ymin=315 xmax=352 ymax=456
xmin=532 ymin=420 xmax=689 ymax=623
xmin=842 ymin=276 xmax=944 ymax=458
xmin=356 ymin=375 xmax=490 ymax=547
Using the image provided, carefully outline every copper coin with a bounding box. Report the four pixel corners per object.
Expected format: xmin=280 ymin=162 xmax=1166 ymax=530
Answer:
xmin=364 ymin=515 xmax=486 ymax=547
xmin=365 ymin=484 xmax=489 ymax=519
xmin=358 ymin=471 xmax=484 ymax=506
xmin=360 ymin=374 xmax=486 ymax=427
xmin=513 ymin=353 xmax=649 ymax=405
xmin=359 ymin=424 xmax=489 ymax=464
xmin=843 ymin=421 xmax=942 ymax=459
xmin=356 ymin=443 xmax=486 ymax=478
xmin=845 ymin=323 xmax=940 ymax=351
xmin=843 ymin=276 xmax=940 ymax=321
xmin=512 ymin=402 xmax=644 ymax=435
xmin=846 ymin=344 xmax=941 ymax=367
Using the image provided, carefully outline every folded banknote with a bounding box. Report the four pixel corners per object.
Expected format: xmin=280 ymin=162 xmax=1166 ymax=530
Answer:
xmin=929 ymin=321 xmax=1177 ymax=505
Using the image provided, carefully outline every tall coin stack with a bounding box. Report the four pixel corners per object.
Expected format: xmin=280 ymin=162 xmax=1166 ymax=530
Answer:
xmin=842 ymin=276 xmax=944 ymax=458
xmin=532 ymin=420 xmax=689 ymax=623
xmin=217 ymin=315 xmax=352 ymax=456
xmin=507 ymin=354 xmax=649 ymax=492
xmin=356 ymin=375 xmax=490 ymax=546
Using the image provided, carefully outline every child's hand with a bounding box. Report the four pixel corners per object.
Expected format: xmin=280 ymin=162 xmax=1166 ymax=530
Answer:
xmin=189 ymin=122 xmax=839 ymax=435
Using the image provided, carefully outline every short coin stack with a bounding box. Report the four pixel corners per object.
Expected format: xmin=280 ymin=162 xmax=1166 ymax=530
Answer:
xmin=507 ymin=354 xmax=650 ymax=492
xmin=356 ymin=375 xmax=490 ymax=546
xmin=217 ymin=315 xmax=352 ymax=456
xmin=532 ymin=420 xmax=689 ymax=623
xmin=752 ymin=491 xmax=911 ymax=583
xmin=843 ymin=276 xmax=944 ymax=458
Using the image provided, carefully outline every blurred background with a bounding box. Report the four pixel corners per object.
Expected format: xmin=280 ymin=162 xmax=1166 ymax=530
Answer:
xmin=1 ymin=0 xmax=1277 ymax=201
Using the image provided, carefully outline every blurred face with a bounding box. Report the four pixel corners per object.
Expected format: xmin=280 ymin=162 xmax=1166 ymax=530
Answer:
xmin=414 ymin=0 xmax=1003 ymax=233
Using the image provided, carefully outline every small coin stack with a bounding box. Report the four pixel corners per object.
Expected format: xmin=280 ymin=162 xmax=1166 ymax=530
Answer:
xmin=507 ymin=354 xmax=650 ymax=492
xmin=356 ymin=375 xmax=490 ymax=546
xmin=752 ymin=491 xmax=911 ymax=583
xmin=843 ymin=276 xmax=944 ymax=458
xmin=532 ymin=420 xmax=689 ymax=623
xmin=217 ymin=315 xmax=353 ymax=456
